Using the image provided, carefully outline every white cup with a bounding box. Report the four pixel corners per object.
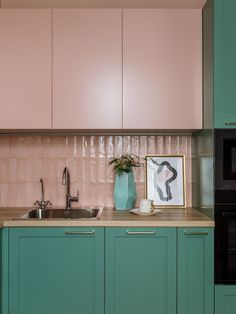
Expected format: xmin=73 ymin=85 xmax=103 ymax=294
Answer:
xmin=139 ymin=199 xmax=154 ymax=213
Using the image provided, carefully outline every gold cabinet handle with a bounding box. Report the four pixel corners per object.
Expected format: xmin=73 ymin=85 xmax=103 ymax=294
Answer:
xmin=184 ymin=231 xmax=208 ymax=236
xmin=65 ymin=230 xmax=95 ymax=235
xmin=126 ymin=231 xmax=156 ymax=235
xmin=224 ymin=121 xmax=236 ymax=126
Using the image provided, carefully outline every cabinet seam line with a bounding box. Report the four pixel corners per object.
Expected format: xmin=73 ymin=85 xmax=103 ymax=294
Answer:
xmin=51 ymin=9 xmax=54 ymax=129
xmin=121 ymin=9 xmax=124 ymax=129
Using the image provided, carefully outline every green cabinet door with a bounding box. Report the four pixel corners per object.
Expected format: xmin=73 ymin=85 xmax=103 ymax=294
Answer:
xmin=214 ymin=0 xmax=236 ymax=128
xmin=215 ymin=286 xmax=236 ymax=314
xmin=8 ymin=227 xmax=104 ymax=314
xmin=178 ymin=228 xmax=214 ymax=314
xmin=105 ymin=227 xmax=176 ymax=314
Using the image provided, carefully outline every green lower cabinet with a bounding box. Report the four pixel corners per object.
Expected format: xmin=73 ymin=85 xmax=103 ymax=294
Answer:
xmin=215 ymin=286 xmax=236 ymax=314
xmin=7 ymin=227 xmax=104 ymax=314
xmin=1 ymin=226 xmax=215 ymax=314
xmin=178 ymin=228 xmax=214 ymax=314
xmin=105 ymin=227 xmax=176 ymax=314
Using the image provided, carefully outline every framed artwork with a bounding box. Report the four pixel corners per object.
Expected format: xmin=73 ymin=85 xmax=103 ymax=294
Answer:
xmin=145 ymin=155 xmax=186 ymax=208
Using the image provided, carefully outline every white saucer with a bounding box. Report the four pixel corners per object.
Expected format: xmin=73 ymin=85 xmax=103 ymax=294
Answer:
xmin=130 ymin=208 xmax=161 ymax=216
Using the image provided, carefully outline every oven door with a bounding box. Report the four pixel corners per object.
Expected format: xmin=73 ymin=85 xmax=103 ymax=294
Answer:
xmin=215 ymin=129 xmax=236 ymax=203
xmin=215 ymin=208 xmax=236 ymax=283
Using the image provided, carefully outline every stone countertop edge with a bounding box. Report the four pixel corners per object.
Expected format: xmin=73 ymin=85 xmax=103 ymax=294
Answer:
xmin=0 ymin=207 xmax=214 ymax=228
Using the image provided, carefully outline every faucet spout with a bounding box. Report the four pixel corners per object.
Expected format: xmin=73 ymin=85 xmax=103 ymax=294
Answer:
xmin=62 ymin=167 xmax=70 ymax=195
xmin=34 ymin=178 xmax=52 ymax=209
xmin=62 ymin=167 xmax=79 ymax=210
xmin=40 ymin=178 xmax=45 ymax=202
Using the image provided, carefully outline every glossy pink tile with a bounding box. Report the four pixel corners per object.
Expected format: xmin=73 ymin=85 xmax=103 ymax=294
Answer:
xmin=45 ymin=182 xmax=58 ymax=206
xmin=41 ymin=136 xmax=52 ymax=158
xmin=0 ymin=136 xmax=10 ymax=157
xmin=25 ymin=158 xmax=42 ymax=182
xmin=9 ymin=136 xmax=26 ymax=158
xmin=25 ymin=136 xmax=42 ymax=158
xmin=98 ymin=158 xmax=106 ymax=183
xmin=139 ymin=136 xmax=148 ymax=157
xmin=147 ymin=137 xmax=155 ymax=154
xmin=7 ymin=183 xmax=25 ymax=207
xmin=24 ymin=182 xmax=35 ymax=206
xmin=0 ymin=159 xmax=9 ymax=182
xmin=0 ymin=183 xmax=9 ymax=206
xmin=17 ymin=159 xmax=27 ymax=182
xmin=42 ymin=159 xmax=58 ymax=183
xmin=8 ymin=159 xmax=17 ymax=182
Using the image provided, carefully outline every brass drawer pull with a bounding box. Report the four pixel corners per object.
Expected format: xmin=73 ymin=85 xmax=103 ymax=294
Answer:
xmin=65 ymin=230 xmax=95 ymax=235
xmin=126 ymin=231 xmax=156 ymax=235
xmin=184 ymin=231 xmax=208 ymax=236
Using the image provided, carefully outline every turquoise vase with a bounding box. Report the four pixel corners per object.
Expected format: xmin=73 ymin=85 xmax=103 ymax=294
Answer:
xmin=114 ymin=172 xmax=137 ymax=210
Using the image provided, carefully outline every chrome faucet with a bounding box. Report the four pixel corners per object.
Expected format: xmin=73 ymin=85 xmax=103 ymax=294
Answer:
xmin=34 ymin=178 xmax=52 ymax=209
xmin=62 ymin=167 xmax=79 ymax=210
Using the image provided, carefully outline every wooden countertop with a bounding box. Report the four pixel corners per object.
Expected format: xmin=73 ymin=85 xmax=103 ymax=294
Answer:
xmin=0 ymin=207 xmax=214 ymax=228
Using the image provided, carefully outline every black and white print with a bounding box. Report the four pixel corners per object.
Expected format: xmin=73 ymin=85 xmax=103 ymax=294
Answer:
xmin=145 ymin=155 xmax=186 ymax=208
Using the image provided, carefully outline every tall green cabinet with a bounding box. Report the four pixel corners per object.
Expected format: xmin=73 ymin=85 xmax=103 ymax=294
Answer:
xmin=212 ymin=0 xmax=236 ymax=311
xmin=214 ymin=0 xmax=236 ymax=128
xmin=6 ymin=227 xmax=104 ymax=314
xmin=105 ymin=227 xmax=176 ymax=314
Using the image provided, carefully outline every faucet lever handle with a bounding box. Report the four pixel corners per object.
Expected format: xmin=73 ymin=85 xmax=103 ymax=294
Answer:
xmin=35 ymin=178 xmax=52 ymax=209
xmin=68 ymin=190 xmax=79 ymax=203
xmin=34 ymin=200 xmax=52 ymax=209
xmin=70 ymin=196 xmax=79 ymax=202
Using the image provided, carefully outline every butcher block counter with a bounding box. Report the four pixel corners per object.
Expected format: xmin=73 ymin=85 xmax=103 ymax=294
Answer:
xmin=0 ymin=207 xmax=214 ymax=227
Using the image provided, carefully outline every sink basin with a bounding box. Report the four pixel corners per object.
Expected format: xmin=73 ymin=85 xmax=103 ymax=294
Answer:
xmin=20 ymin=207 xmax=103 ymax=220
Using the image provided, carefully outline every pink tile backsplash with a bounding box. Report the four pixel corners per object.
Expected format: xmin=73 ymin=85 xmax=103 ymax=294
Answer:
xmin=0 ymin=135 xmax=192 ymax=208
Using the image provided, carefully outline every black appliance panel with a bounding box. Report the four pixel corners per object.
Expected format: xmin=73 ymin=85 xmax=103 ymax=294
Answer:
xmin=215 ymin=129 xmax=236 ymax=204
xmin=215 ymin=206 xmax=236 ymax=283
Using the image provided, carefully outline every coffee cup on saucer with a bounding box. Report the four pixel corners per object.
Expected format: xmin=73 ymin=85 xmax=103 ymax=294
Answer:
xmin=139 ymin=199 xmax=154 ymax=213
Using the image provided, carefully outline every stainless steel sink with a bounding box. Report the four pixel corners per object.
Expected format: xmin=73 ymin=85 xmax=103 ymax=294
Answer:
xmin=20 ymin=207 xmax=103 ymax=220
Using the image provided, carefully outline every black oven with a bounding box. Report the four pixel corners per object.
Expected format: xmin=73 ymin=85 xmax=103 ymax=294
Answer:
xmin=215 ymin=129 xmax=236 ymax=204
xmin=215 ymin=205 xmax=236 ymax=284
xmin=215 ymin=129 xmax=236 ymax=284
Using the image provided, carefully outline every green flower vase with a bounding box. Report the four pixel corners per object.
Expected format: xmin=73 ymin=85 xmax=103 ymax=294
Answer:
xmin=114 ymin=172 xmax=137 ymax=210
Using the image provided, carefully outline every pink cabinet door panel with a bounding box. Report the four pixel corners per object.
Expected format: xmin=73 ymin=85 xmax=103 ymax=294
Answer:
xmin=0 ymin=9 xmax=52 ymax=129
xmin=53 ymin=9 xmax=122 ymax=129
xmin=123 ymin=9 xmax=202 ymax=130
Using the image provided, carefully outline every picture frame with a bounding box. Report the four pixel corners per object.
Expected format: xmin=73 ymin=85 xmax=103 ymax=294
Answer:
xmin=145 ymin=154 xmax=186 ymax=208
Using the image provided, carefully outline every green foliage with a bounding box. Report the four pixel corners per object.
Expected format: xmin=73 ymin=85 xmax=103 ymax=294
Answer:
xmin=109 ymin=154 xmax=143 ymax=176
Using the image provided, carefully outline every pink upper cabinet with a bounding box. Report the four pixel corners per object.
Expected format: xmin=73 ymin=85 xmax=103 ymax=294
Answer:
xmin=0 ymin=9 xmax=52 ymax=129
xmin=123 ymin=9 xmax=202 ymax=130
xmin=53 ymin=9 xmax=122 ymax=129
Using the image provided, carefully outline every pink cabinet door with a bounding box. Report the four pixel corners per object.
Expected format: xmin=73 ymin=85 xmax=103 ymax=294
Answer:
xmin=123 ymin=9 xmax=202 ymax=130
xmin=53 ymin=9 xmax=122 ymax=129
xmin=0 ymin=9 xmax=52 ymax=129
